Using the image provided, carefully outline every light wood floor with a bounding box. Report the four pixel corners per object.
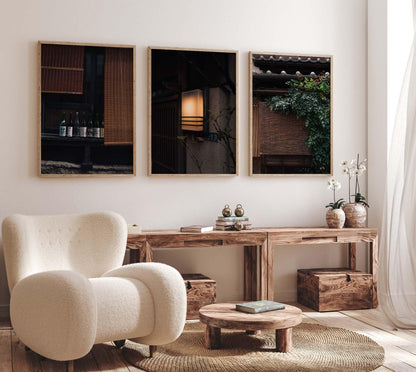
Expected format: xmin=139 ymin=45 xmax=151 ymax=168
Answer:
xmin=1 ymin=304 xmax=416 ymax=371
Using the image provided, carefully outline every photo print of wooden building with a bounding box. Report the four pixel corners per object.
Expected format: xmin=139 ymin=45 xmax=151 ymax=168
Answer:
xmin=39 ymin=42 xmax=135 ymax=176
xmin=250 ymin=53 xmax=331 ymax=175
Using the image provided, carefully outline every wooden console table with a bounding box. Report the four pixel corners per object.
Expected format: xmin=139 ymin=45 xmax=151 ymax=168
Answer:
xmin=127 ymin=227 xmax=378 ymax=307
xmin=127 ymin=229 xmax=268 ymax=302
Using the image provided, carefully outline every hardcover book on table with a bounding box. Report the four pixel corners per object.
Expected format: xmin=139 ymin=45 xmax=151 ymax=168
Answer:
xmin=235 ymin=300 xmax=285 ymax=313
xmin=180 ymin=225 xmax=214 ymax=233
xmin=217 ymin=216 xmax=249 ymax=222
xmin=215 ymin=220 xmax=252 ymax=226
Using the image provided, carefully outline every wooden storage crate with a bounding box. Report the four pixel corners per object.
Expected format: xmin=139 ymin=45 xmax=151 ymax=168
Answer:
xmin=297 ymin=268 xmax=373 ymax=312
xmin=182 ymin=273 xmax=216 ymax=319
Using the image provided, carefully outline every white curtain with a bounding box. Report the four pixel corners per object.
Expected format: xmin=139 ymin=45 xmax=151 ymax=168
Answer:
xmin=379 ymin=0 xmax=416 ymax=328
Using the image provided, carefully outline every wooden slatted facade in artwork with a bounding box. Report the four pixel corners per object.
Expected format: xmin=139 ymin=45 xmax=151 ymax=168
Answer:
xmin=104 ymin=48 xmax=134 ymax=145
xmin=41 ymin=45 xmax=84 ymax=94
xmin=151 ymin=99 xmax=180 ymax=173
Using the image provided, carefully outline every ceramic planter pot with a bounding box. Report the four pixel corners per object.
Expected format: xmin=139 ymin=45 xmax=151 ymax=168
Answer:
xmin=326 ymin=208 xmax=345 ymax=229
xmin=343 ymin=203 xmax=367 ymax=228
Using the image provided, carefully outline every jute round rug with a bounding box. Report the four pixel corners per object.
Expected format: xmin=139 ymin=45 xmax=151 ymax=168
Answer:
xmin=123 ymin=321 xmax=384 ymax=372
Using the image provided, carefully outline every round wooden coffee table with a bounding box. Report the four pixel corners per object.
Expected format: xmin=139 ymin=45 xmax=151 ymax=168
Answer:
xmin=199 ymin=302 xmax=302 ymax=352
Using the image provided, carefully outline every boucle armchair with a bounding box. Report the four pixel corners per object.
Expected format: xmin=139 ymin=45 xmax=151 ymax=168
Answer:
xmin=2 ymin=211 xmax=186 ymax=362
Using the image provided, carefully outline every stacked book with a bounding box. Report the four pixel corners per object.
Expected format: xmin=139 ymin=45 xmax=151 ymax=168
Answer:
xmin=215 ymin=216 xmax=252 ymax=231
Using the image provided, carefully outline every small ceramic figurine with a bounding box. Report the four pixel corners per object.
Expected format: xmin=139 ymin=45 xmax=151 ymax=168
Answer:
xmin=234 ymin=221 xmax=244 ymax=231
xmin=234 ymin=204 xmax=244 ymax=217
xmin=222 ymin=204 xmax=232 ymax=217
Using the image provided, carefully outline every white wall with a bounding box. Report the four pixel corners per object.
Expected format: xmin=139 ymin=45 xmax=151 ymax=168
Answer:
xmin=0 ymin=0 xmax=368 ymax=308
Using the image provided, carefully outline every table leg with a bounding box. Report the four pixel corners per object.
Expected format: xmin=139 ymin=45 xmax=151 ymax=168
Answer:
xmin=129 ymin=249 xmax=140 ymax=264
xmin=205 ymin=325 xmax=221 ymax=349
xmin=266 ymin=238 xmax=274 ymax=301
xmin=348 ymin=242 xmax=356 ymax=270
xmin=276 ymin=328 xmax=292 ymax=352
xmin=149 ymin=345 xmax=157 ymax=357
xmin=244 ymin=246 xmax=257 ymax=301
xmin=143 ymin=241 xmax=153 ymax=262
xmin=370 ymin=237 xmax=379 ymax=308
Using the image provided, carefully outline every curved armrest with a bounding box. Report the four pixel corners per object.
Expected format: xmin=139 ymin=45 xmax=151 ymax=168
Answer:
xmin=11 ymin=270 xmax=97 ymax=361
xmin=103 ymin=262 xmax=186 ymax=345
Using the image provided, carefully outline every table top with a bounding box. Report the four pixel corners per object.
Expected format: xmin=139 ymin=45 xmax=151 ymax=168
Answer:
xmin=199 ymin=302 xmax=302 ymax=331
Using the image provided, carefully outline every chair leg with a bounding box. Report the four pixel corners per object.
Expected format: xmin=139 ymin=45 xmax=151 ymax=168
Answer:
xmin=149 ymin=345 xmax=157 ymax=357
xmin=65 ymin=360 xmax=74 ymax=372
xmin=114 ymin=339 xmax=126 ymax=349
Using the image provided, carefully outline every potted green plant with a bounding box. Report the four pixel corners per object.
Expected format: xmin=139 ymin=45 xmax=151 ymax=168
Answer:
xmin=341 ymin=154 xmax=369 ymax=227
xmin=325 ymin=178 xmax=345 ymax=228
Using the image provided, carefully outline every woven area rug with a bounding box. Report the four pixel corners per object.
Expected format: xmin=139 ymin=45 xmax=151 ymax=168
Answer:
xmin=122 ymin=321 xmax=384 ymax=372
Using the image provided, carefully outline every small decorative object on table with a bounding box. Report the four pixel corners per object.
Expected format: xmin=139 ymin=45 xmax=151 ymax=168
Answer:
xmin=216 ymin=204 xmax=251 ymax=230
xmin=325 ymin=178 xmax=345 ymax=228
xmin=341 ymin=154 xmax=369 ymax=227
xmin=222 ymin=204 xmax=232 ymax=217
xmin=234 ymin=204 xmax=244 ymax=217
xmin=180 ymin=225 xmax=214 ymax=233
xmin=127 ymin=224 xmax=142 ymax=234
xmin=235 ymin=300 xmax=286 ymax=313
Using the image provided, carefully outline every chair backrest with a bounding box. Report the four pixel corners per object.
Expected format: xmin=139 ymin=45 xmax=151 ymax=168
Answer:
xmin=2 ymin=211 xmax=127 ymax=292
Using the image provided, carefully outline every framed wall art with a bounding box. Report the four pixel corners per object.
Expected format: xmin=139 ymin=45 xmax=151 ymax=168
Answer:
xmin=38 ymin=41 xmax=135 ymax=176
xmin=148 ymin=47 xmax=238 ymax=176
xmin=249 ymin=52 xmax=332 ymax=176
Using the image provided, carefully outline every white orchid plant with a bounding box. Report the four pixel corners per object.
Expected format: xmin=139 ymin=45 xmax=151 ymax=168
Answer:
xmin=325 ymin=178 xmax=345 ymax=209
xmin=341 ymin=154 xmax=369 ymax=207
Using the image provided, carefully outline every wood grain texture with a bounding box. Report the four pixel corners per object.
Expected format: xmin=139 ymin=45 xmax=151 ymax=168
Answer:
xmin=199 ymin=303 xmax=302 ymax=331
xmin=0 ymin=331 xmax=12 ymax=371
xmin=349 ymin=242 xmax=357 ymax=270
xmin=244 ymin=246 xmax=257 ymax=301
xmin=205 ymin=326 xmax=221 ymax=349
xmin=182 ymin=274 xmax=216 ymax=319
xmin=127 ymin=227 xmax=378 ymax=305
xmin=260 ymin=242 xmax=268 ymax=301
xmin=11 ymin=331 xmax=42 ymax=372
xmin=371 ymin=236 xmax=379 ymax=308
xmin=267 ymin=237 xmax=274 ymax=301
xmin=276 ymin=328 xmax=292 ymax=352
xmin=90 ymin=342 xmax=132 ymax=371
xmin=297 ymin=268 xmax=373 ymax=311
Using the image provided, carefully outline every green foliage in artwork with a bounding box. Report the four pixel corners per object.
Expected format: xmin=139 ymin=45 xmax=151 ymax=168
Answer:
xmin=265 ymin=74 xmax=331 ymax=173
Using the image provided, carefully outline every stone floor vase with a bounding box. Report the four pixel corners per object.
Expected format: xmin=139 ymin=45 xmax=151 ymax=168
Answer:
xmin=343 ymin=203 xmax=367 ymax=227
xmin=326 ymin=208 xmax=345 ymax=229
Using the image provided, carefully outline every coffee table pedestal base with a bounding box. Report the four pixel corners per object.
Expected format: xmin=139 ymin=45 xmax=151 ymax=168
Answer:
xmin=204 ymin=325 xmax=293 ymax=353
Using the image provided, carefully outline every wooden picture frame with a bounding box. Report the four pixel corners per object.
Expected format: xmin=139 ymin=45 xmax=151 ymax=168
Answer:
xmin=249 ymin=52 xmax=333 ymax=176
xmin=148 ymin=47 xmax=238 ymax=176
xmin=38 ymin=41 xmax=136 ymax=177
